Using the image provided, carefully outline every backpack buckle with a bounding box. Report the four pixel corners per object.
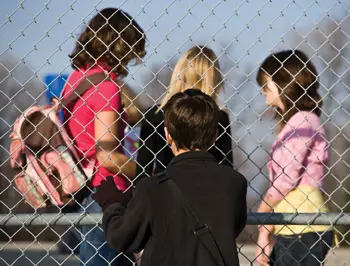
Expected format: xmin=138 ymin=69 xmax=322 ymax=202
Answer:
xmin=194 ymin=224 xmax=209 ymax=236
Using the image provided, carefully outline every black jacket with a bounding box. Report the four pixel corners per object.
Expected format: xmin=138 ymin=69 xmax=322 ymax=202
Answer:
xmin=136 ymin=106 xmax=233 ymax=178
xmin=103 ymin=151 xmax=247 ymax=266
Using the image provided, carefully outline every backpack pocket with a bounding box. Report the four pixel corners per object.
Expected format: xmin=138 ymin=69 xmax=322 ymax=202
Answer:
xmin=41 ymin=146 xmax=86 ymax=195
xmin=9 ymin=138 xmax=25 ymax=169
xmin=14 ymin=171 xmax=47 ymax=209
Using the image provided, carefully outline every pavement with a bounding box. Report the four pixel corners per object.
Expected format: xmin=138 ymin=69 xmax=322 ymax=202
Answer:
xmin=0 ymin=242 xmax=349 ymax=265
xmin=0 ymin=242 xmax=78 ymax=266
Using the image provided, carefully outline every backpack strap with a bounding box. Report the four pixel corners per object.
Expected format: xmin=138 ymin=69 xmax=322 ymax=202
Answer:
xmin=58 ymin=72 xmax=109 ymax=110
xmin=166 ymin=177 xmax=226 ymax=265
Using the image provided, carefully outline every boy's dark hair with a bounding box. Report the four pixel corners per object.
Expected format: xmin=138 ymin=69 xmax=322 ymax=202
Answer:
xmin=163 ymin=89 xmax=220 ymax=150
xmin=70 ymin=8 xmax=146 ymax=77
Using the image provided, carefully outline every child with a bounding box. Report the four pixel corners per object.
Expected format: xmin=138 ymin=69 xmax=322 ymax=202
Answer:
xmin=62 ymin=8 xmax=146 ymax=265
xmin=255 ymin=50 xmax=333 ymax=266
xmin=93 ymin=89 xmax=247 ymax=265
xmin=136 ymin=46 xmax=233 ymax=180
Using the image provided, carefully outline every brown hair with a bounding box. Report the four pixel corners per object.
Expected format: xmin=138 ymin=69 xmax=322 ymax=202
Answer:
xmin=70 ymin=8 xmax=146 ymax=77
xmin=163 ymin=89 xmax=220 ymax=150
xmin=257 ymin=50 xmax=322 ymax=130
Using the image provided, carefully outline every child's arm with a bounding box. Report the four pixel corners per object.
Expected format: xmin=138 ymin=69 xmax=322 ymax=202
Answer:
xmin=93 ymin=179 xmax=151 ymax=253
xmin=103 ymin=186 xmax=151 ymax=253
xmin=235 ymin=175 xmax=248 ymax=237
xmin=135 ymin=108 xmax=161 ymax=178
xmin=211 ymin=111 xmax=233 ymax=167
xmin=219 ymin=111 xmax=233 ymax=167
xmin=119 ymin=82 xmax=143 ymax=126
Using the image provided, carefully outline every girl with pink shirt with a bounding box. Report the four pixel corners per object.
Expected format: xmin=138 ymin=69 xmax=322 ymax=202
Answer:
xmin=255 ymin=50 xmax=333 ymax=266
xmin=61 ymin=8 xmax=146 ymax=266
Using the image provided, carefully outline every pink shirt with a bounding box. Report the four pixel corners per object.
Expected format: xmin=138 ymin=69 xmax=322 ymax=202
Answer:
xmin=62 ymin=64 xmax=128 ymax=190
xmin=267 ymin=111 xmax=329 ymax=201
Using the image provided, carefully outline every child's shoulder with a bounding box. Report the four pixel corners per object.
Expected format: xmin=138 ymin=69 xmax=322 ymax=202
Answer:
xmin=288 ymin=111 xmax=321 ymax=130
xmin=135 ymin=171 xmax=167 ymax=189
xmin=216 ymin=164 xmax=247 ymax=188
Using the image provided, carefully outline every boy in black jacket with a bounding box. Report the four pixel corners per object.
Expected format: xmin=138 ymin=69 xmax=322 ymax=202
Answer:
xmin=93 ymin=89 xmax=247 ymax=266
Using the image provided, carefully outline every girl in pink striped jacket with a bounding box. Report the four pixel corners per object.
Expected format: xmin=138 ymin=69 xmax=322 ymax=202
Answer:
xmin=255 ymin=50 xmax=333 ymax=266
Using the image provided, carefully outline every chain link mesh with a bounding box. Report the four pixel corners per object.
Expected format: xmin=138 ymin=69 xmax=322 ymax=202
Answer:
xmin=0 ymin=0 xmax=350 ymax=265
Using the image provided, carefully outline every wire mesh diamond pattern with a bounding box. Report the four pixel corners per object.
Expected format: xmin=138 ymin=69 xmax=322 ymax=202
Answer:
xmin=0 ymin=0 xmax=350 ymax=265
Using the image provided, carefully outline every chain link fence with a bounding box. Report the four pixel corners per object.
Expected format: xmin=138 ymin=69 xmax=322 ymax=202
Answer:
xmin=1 ymin=0 xmax=350 ymax=265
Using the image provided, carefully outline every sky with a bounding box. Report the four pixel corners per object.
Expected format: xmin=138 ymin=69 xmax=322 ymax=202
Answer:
xmin=1 ymin=0 xmax=349 ymax=116
xmin=1 ymin=0 xmax=347 ymax=78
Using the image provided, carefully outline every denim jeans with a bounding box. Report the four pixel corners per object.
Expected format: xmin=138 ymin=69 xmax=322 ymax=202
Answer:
xmin=77 ymin=190 xmax=133 ymax=266
xmin=269 ymin=231 xmax=333 ymax=266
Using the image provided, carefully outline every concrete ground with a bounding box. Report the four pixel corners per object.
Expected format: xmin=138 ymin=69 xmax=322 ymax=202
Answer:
xmin=238 ymin=244 xmax=350 ymax=266
xmin=0 ymin=242 xmax=349 ymax=265
xmin=0 ymin=242 xmax=78 ymax=266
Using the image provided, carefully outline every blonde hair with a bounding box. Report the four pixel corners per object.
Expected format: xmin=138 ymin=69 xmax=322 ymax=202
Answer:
xmin=160 ymin=46 xmax=223 ymax=109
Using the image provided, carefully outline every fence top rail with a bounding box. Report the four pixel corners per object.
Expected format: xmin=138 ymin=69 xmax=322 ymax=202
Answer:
xmin=0 ymin=212 xmax=349 ymax=226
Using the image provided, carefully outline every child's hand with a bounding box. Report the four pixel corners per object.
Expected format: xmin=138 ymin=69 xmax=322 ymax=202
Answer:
xmin=92 ymin=177 xmax=132 ymax=211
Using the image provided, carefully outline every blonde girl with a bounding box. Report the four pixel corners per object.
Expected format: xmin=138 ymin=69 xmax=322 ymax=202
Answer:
xmin=136 ymin=46 xmax=233 ymax=178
